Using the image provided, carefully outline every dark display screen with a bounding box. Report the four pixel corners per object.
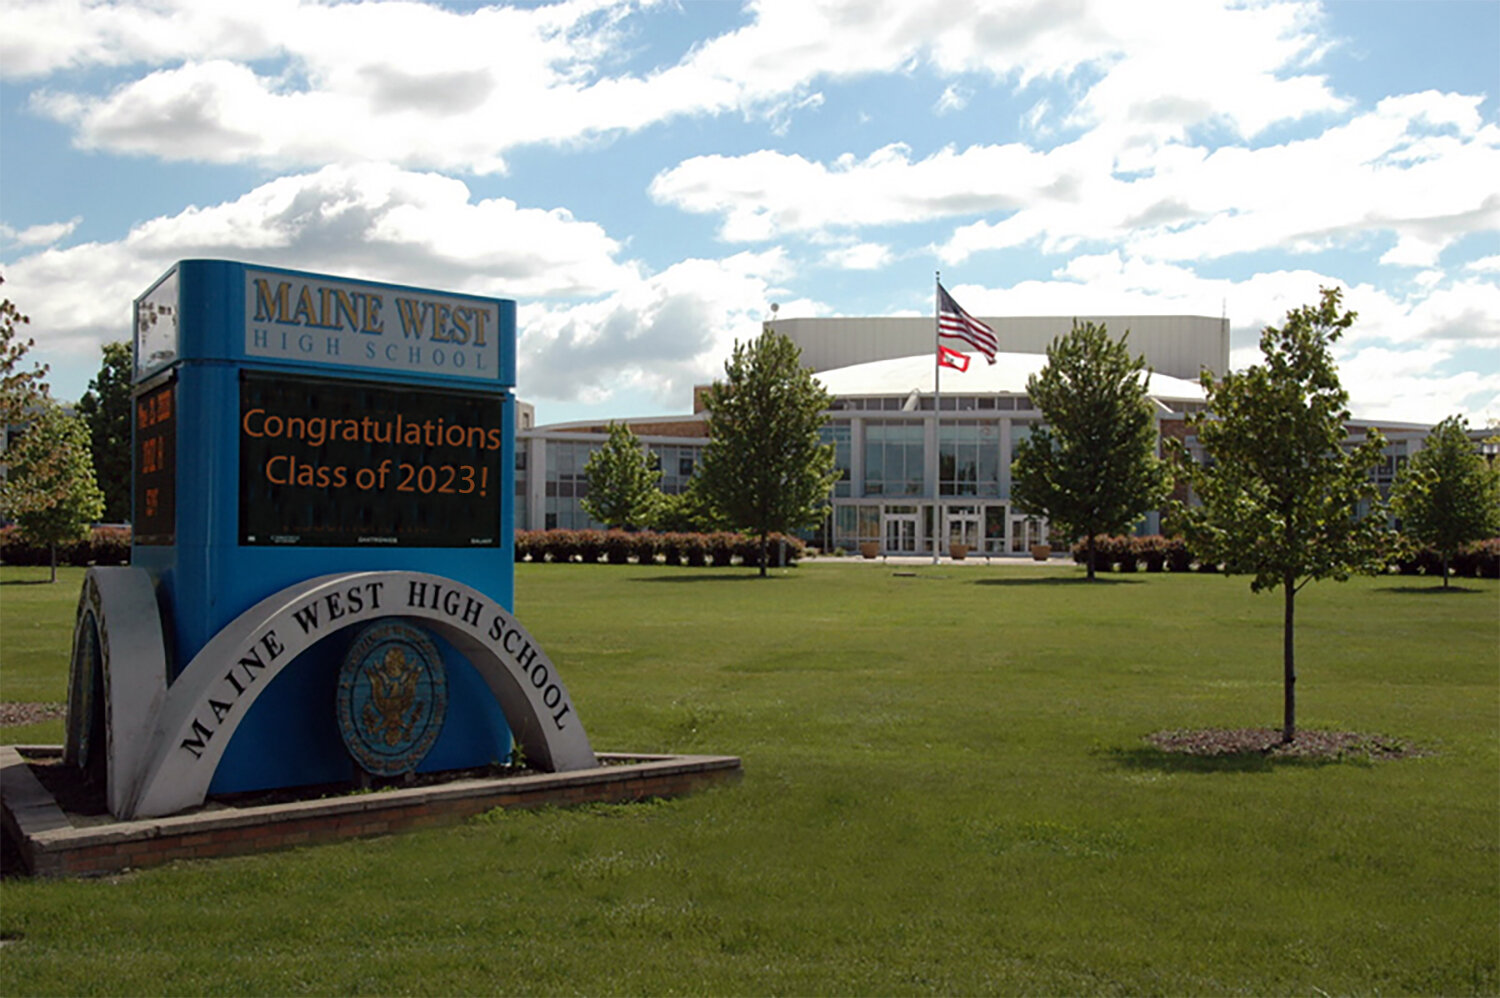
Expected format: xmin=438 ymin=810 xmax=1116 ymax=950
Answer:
xmin=133 ymin=379 xmax=177 ymax=545
xmin=239 ymin=372 xmax=504 ymax=547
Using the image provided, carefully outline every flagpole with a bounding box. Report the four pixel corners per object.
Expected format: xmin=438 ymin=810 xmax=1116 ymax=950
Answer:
xmin=933 ymin=271 xmax=942 ymax=565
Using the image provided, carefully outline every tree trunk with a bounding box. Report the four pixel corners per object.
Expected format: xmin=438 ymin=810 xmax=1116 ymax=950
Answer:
xmin=49 ymin=542 xmax=57 ymax=584
xmin=1442 ymin=553 xmax=1450 ymax=590
xmin=1282 ymin=575 xmax=1296 ymax=744
xmin=759 ymin=532 xmax=768 ymax=578
xmin=1086 ymin=534 xmax=1097 ymax=581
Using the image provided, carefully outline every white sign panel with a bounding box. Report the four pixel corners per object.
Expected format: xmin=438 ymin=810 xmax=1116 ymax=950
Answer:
xmin=244 ymin=270 xmax=501 ymax=381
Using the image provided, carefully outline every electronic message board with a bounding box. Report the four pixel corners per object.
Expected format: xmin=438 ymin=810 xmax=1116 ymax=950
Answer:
xmin=239 ymin=372 xmax=504 ymax=548
xmin=133 ymin=378 xmax=177 ymax=546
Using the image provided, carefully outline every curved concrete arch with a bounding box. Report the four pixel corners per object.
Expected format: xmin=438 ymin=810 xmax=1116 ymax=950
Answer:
xmin=64 ymin=567 xmax=170 ymax=817
xmin=125 ymin=571 xmax=594 ymax=819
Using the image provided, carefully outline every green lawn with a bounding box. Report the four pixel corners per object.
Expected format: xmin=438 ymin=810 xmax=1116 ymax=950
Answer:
xmin=2 ymin=562 xmax=1496 ymax=995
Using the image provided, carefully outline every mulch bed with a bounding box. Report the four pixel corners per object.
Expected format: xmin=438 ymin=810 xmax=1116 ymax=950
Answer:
xmin=1147 ymin=728 xmax=1424 ymax=760
xmin=0 ymin=703 xmax=66 ymax=726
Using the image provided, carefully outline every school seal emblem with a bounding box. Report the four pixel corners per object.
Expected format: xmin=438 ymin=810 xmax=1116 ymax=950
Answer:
xmin=337 ymin=620 xmax=448 ymax=776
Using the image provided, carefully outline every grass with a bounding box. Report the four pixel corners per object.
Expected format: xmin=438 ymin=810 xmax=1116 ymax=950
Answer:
xmin=1 ymin=561 xmax=1496 ymax=995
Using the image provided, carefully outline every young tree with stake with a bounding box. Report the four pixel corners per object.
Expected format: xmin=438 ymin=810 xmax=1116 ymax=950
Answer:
xmin=1171 ymin=288 xmax=1388 ymax=743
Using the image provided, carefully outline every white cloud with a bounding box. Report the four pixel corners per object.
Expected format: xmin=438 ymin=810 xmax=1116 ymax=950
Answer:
xmin=0 ymin=217 xmax=81 ymax=247
xmin=0 ymin=163 xmax=796 ymax=411
xmin=10 ymin=0 xmax=1352 ymax=173
xmin=0 ymin=163 xmax=636 ymax=381
xmin=824 ymin=242 xmax=893 ymax=270
xmin=518 ymin=249 xmax=794 ymax=406
xmin=935 ymin=85 xmax=967 ymax=115
xmin=653 ymin=89 xmax=1500 ymax=272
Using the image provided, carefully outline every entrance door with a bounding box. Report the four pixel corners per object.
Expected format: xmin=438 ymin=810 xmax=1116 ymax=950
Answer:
xmin=1010 ymin=515 xmax=1044 ymax=553
xmin=946 ymin=506 xmax=981 ymax=553
xmin=883 ymin=512 xmax=919 ymax=554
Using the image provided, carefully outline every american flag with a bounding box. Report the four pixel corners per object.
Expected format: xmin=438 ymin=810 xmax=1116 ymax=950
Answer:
xmin=937 ymin=283 xmax=997 ymax=363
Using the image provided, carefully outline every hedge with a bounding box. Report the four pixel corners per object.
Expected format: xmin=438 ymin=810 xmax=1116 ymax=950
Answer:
xmin=1070 ymin=533 xmax=1500 ymax=579
xmin=1070 ymin=535 xmax=1205 ymax=573
xmin=0 ymin=525 xmax=132 ymax=567
xmin=514 ymin=529 xmax=804 ymax=568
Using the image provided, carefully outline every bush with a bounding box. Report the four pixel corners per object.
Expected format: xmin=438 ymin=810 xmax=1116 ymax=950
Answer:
xmin=632 ymin=532 xmax=660 ymax=566
xmin=657 ymin=532 xmax=685 ymax=567
xmin=602 ymin=530 xmax=634 ymax=565
xmin=545 ymin=530 xmax=579 ymax=563
xmin=1164 ymin=536 xmax=1192 ymax=573
xmin=1 ymin=524 xmax=134 ymax=566
xmin=575 ymin=530 xmax=605 ymax=564
xmin=514 ymin=530 xmax=541 ymax=562
xmin=1134 ymin=535 xmax=1168 ymax=573
xmin=682 ymin=533 xmax=708 ymax=567
xmin=90 ymin=526 xmax=131 ymax=565
xmin=1394 ymin=537 xmax=1500 ymax=579
xmin=1477 ymin=538 xmax=1500 ymax=579
xmin=707 ymin=532 xmax=737 ymax=567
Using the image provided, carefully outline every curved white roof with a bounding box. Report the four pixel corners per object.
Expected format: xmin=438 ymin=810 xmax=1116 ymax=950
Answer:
xmin=814 ymin=352 xmax=1206 ymax=402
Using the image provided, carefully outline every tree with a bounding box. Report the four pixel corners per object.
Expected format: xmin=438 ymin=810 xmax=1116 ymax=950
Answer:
xmin=581 ymin=422 xmax=661 ymax=530
xmin=77 ymin=341 xmax=133 ymax=522
xmin=2 ymin=275 xmax=49 ymax=429
xmin=1170 ymin=288 xmax=1388 ymax=743
xmin=1010 ymin=320 xmax=1167 ymax=580
xmin=697 ymin=330 xmax=837 ymax=577
xmin=6 ymin=402 xmax=105 ymax=581
xmin=2 ymin=276 xmax=54 ymax=517
xmin=650 ymin=477 xmax=722 ymax=533
xmin=1391 ymin=415 xmax=1500 ymax=588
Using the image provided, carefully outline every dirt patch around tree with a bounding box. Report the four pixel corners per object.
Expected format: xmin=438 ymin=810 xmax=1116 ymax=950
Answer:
xmin=1146 ymin=728 xmax=1425 ymax=760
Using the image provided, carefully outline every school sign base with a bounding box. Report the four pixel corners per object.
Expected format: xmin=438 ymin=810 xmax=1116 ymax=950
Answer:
xmin=2 ymin=745 xmax=742 ymax=878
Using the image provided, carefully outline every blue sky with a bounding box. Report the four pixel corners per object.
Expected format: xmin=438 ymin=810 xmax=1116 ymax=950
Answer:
xmin=2 ymin=0 xmax=1497 ymax=428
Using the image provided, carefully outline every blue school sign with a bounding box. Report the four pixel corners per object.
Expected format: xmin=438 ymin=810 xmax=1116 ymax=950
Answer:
xmin=65 ymin=261 xmax=596 ymax=818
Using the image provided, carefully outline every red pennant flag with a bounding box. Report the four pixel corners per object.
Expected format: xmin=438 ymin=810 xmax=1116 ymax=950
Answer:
xmin=938 ymin=344 xmax=970 ymax=372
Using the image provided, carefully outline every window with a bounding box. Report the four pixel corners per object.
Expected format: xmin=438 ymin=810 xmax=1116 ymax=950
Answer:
xmin=940 ymin=421 xmax=1000 ymax=497
xmin=544 ymin=440 xmax=603 ymax=530
xmin=864 ymin=420 xmax=925 ymax=497
xmin=820 ymin=421 xmax=852 ymax=497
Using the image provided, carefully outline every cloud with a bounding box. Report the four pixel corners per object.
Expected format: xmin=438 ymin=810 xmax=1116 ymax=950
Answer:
xmin=824 ymin=242 xmax=893 ymax=270
xmin=0 ymin=217 xmax=81 ymax=247
xmin=10 ymin=0 xmax=1353 ymax=173
xmin=518 ymin=249 xmax=794 ymax=406
xmin=0 ymin=163 xmax=794 ymax=411
xmin=0 ymin=162 xmax=635 ymax=373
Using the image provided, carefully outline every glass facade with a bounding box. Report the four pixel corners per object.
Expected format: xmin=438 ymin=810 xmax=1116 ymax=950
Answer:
xmin=649 ymin=443 xmax=703 ymax=495
xmin=821 ymin=421 xmax=852 ymax=497
xmin=544 ymin=440 xmax=601 ymax=530
xmin=864 ymin=420 xmax=925 ymax=496
xmin=939 ymin=420 xmax=1000 ymax=497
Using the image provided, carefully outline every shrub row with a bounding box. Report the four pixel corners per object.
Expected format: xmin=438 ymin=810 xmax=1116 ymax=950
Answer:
xmin=1072 ymin=533 xmax=1500 ymax=578
xmin=515 ymin=530 xmax=805 ymax=567
xmin=1070 ymin=535 xmax=1204 ymax=573
xmin=1390 ymin=538 xmax=1500 ymax=579
xmin=0 ymin=525 xmax=132 ymax=567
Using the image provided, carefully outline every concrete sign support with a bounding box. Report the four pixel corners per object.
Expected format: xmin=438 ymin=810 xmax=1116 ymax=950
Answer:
xmin=67 ymin=261 xmax=596 ymax=819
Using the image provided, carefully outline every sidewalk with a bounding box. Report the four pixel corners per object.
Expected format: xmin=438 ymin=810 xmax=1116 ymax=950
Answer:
xmin=804 ymin=553 xmax=1072 ymax=568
